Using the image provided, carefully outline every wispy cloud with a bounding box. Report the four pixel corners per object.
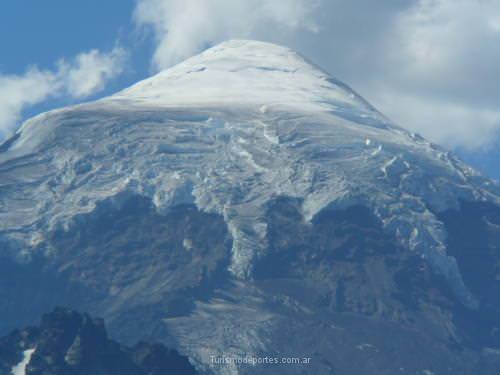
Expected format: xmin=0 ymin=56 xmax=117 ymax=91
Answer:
xmin=0 ymin=68 xmax=60 ymax=138
xmin=60 ymin=47 xmax=126 ymax=98
xmin=0 ymin=46 xmax=126 ymax=138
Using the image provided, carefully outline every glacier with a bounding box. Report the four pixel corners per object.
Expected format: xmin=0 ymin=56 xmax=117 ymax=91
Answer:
xmin=0 ymin=40 xmax=499 ymax=309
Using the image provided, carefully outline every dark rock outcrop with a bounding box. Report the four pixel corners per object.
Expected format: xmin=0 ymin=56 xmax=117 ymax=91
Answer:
xmin=0 ymin=307 xmax=198 ymax=375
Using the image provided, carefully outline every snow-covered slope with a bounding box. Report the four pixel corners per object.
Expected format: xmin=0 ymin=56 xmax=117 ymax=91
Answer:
xmin=113 ymin=39 xmax=378 ymax=113
xmin=0 ymin=40 xmax=498 ymax=307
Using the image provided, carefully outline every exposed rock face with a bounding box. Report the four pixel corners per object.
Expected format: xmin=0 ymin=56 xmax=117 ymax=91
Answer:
xmin=0 ymin=40 xmax=499 ymax=374
xmin=0 ymin=308 xmax=198 ymax=375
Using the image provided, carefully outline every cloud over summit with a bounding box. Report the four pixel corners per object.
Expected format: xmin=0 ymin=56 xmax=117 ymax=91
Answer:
xmin=134 ymin=0 xmax=319 ymax=69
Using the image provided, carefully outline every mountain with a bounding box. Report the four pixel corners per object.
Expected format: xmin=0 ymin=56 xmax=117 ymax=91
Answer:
xmin=0 ymin=307 xmax=198 ymax=375
xmin=0 ymin=40 xmax=499 ymax=374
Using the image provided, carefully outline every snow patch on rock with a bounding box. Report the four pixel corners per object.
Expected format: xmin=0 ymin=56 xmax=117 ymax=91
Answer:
xmin=11 ymin=348 xmax=35 ymax=375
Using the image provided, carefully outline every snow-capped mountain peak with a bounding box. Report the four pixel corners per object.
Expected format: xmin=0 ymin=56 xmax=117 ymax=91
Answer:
xmin=112 ymin=39 xmax=377 ymax=114
xmin=0 ymin=40 xmax=498 ymax=309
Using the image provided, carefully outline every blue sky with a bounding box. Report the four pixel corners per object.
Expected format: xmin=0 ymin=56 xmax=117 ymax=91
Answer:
xmin=0 ymin=0 xmax=499 ymax=180
xmin=1 ymin=1 xmax=132 ymax=72
xmin=0 ymin=0 xmax=151 ymax=119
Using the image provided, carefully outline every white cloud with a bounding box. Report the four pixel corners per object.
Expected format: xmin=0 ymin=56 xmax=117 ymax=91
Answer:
xmin=372 ymin=88 xmax=500 ymax=150
xmin=0 ymin=47 xmax=126 ymax=138
xmin=134 ymin=0 xmax=319 ymax=69
xmin=387 ymin=0 xmax=500 ymax=103
xmin=369 ymin=0 xmax=500 ymax=149
xmin=61 ymin=47 xmax=126 ymax=98
xmin=0 ymin=68 xmax=62 ymax=138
